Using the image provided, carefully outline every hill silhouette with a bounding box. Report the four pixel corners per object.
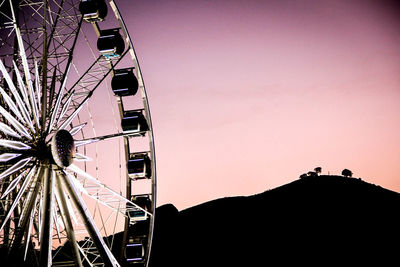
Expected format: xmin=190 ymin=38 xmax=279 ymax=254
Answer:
xmin=149 ymin=175 xmax=400 ymax=266
xmin=2 ymin=175 xmax=400 ymax=266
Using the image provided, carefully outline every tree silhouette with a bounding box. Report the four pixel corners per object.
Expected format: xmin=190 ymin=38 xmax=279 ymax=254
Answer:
xmin=307 ymin=171 xmax=317 ymax=177
xmin=299 ymin=173 xmax=308 ymax=179
xmin=314 ymin=167 xmax=322 ymax=175
xmin=342 ymin=169 xmax=353 ymax=177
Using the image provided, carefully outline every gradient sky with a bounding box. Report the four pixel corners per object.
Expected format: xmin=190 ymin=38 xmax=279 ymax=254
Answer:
xmin=115 ymin=0 xmax=400 ymax=210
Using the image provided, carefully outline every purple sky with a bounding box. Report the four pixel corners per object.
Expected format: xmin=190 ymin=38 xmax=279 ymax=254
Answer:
xmin=116 ymin=0 xmax=400 ymax=210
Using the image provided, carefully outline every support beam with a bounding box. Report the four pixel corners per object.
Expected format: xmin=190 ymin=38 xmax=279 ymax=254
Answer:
xmin=39 ymin=165 xmax=54 ymax=267
xmin=54 ymin=172 xmax=83 ymax=267
xmin=58 ymin=170 xmax=120 ymax=267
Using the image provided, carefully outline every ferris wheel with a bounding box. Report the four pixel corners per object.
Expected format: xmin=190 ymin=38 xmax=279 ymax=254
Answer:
xmin=0 ymin=0 xmax=156 ymax=266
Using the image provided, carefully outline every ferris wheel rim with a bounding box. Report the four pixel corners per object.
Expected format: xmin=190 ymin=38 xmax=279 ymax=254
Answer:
xmin=108 ymin=0 xmax=157 ymax=260
xmin=0 ymin=0 xmax=157 ymax=266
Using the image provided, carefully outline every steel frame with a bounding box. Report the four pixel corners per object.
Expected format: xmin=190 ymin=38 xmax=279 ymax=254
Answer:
xmin=0 ymin=1 xmax=157 ymax=266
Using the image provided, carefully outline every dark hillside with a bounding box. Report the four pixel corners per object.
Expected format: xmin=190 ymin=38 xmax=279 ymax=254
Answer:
xmin=149 ymin=175 xmax=400 ymax=266
xmin=2 ymin=175 xmax=399 ymax=266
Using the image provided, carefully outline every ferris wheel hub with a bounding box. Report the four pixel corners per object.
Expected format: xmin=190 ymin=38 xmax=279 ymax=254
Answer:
xmin=51 ymin=129 xmax=76 ymax=168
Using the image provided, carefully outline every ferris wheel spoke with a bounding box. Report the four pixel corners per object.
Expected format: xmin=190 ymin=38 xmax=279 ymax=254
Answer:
xmin=0 ymin=83 xmax=33 ymax=132
xmin=69 ymin=122 xmax=87 ymax=136
xmin=75 ymin=130 xmax=146 ymax=147
xmin=57 ymin=92 xmax=74 ymax=124
xmin=0 ymin=139 xmax=31 ymax=151
xmin=17 ymin=166 xmax=41 ymax=228
xmin=0 ymin=86 xmax=23 ymax=123
xmin=0 ymin=106 xmax=32 ymax=140
xmin=9 ymin=0 xmax=41 ymax=129
xmin=0 ymin=167 xmax=28 ymax=199
xmin=12 ymin=60 xmax=33 ymax=114
xmin=58 ymin=170 xmax=121 ymax=267
xmin=54 ymin=173 xmax=83 ymax=267
xmin=27 ymin=78 xmax=41 ymax=130
xmin=48 ymin=64 xmax=70 ymax=133
xmin=7 ymin=166 xmax=42 ymax=258
xmin=0 ymin=60 xmax=33 ymax=126
xmin=33 ymin=61 xmax=42 ymax=116
xmin=0 ymin=167 xmax=36 ymax=230
xmin=74 ymin=152 xmax=92 ymax=162
xmin=58 ymin=98 xmax=88 ymax=131
xmin=0 ymin=152 xmax=22 ymax=162
xmin=0 ymin=122 xmax=21 ymax=139
xmin=0 ymin=156 xmax=32 ymax=181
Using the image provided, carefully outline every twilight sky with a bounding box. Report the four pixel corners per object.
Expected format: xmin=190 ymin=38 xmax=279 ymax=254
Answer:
xmin=116 ymin=0 xmax=400 ymax=210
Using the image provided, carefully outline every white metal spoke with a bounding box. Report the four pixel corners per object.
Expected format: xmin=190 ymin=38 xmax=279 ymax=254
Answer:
xmin=69 ymin=122 xmax=87 ymax=136
xmin=0 ymin=139 xmax=31 ymax=150
xmin=0 ymin=122 xmax=21 ymax=139
xmin=0 ymin=157 xmax=32 ymax=181
xmin=0 ymin=61 xmax=24 ymax=111
xmin=58 ymin=98 xmax=88 ymax=131
xmin=0 ymin=153 xmax=21 ymax=162
xmin=75 ymin=131 xmax=145 ymax=147
xmin=74 ymin=152 xmax=92 ymax=162
xmin=8 ymin=166 xmax=43 ymax=258
xmin=48 ymin=67 xmax=69 ymax=133
xmin=11 ymin=61 xmax=36 ymax=133
xmin=13 ymin=60 xmax=32 ymax=114
xmin=0 ymin=105 xmax=32 ymax=140
xmin=1 ymin=168 xmax=28 ymax=198
xmin=74 ymin=139 xmax=98 ymax=147
xmin=34 ymin=61 xmax=42 ymax=114
xmin=0 ymin=73 xmax=35 ymax=131
xmin=9 ymin=1 xmax=40 ymax=129
xmin=28 ymin=79 xmax=41 ymax=128
xmin=57 ymin=92 xmax=74 ymax=125
xmin=0 ymin=166 xmax=36 ymax=230
xmin=0 ymin=86 xmax=24 ymax=121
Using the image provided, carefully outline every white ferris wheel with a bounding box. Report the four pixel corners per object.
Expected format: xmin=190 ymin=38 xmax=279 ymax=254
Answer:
xmin=0 ymin=0 xmax=156 ymax=266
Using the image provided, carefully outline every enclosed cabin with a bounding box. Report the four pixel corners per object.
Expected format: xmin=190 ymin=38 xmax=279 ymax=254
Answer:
xmin=125 ymin=241 xmax=145 ymax=265
xmin=121 ymin=109 xmax=148 ymax=134
xmin=97 ymin=28 xmax=125 ymax=59
xmin=126 ymin=194 xmax=152 ymax=223
xmin=127 ymin=152 xmax=151 ymax=180
xmin=125 ymin=219 xmax=150 ymax=265
xmin=79 ymin=0 xmax=108 ymax=22
xmin=111 ymin=68 xmax=139 ymax=97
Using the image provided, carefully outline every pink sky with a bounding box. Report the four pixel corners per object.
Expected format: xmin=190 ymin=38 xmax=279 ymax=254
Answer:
xmin=116 ymin=0 xmax=400 ymax=210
